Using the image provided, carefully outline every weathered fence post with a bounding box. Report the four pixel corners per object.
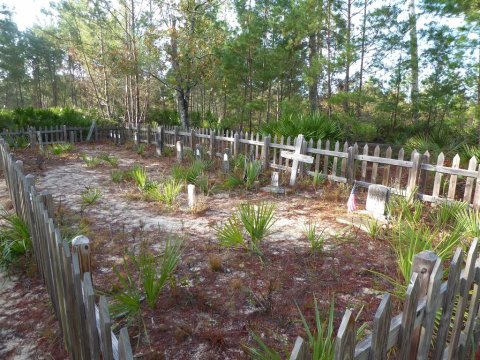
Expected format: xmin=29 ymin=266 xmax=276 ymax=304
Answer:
xmin=146 ymin=124 xmax=151 ymax=144
xmin=408 ymin=251 xmax=440 ymax=359
xmin=72 ymin=235 xmax=91 ymax=277
xmin=36 ymin=131 xmax=44 ymax=152
xmin=155 ymin=126 xmax=164 ymax=156
xmin=262 ymin=135 xmax=271 ymax=169
xmin=176 ymin=141 xmax=184 ymax=163
xmin=134 ymin=123 xmax=140 ymax=145
xmin=63 ymin=125 xmax=67 ymax=142
xmin=174 ymin=126 xmax=179 ymax=145
xmin=406 ymin=150 xmax=422 ymax=201
xmin=233 ymin=132 xmax=240 ymax=159
xmin=334 ymin=309 xmax=356 ymax=359
xmin=69 ymin=130 xmax=75 ymax=144
xmin=346 ymin=146 xmax=356 ymax=185
xmin=210 ymin=129 xmax=216 ymax=158
xmin=190 ymin=128 xmax=195 ymax=150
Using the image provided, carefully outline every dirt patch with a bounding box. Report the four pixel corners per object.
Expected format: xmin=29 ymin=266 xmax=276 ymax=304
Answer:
xmin=11 ymin=142 xmax=398 ymax=359
xmin=0 ymin=180 xmax=68 ymax=360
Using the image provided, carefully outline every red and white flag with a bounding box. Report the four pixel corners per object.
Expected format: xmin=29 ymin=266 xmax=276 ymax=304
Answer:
xmin=347 ymin=182 xmax=357 ymax=213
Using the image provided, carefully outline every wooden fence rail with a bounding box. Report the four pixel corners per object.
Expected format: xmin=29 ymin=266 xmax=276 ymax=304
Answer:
xmin=129 ymin=124 xmax=480 ymax=209
xmin=289 ymin=240 xmax=480 ymax=359
xmin=0 ymin=138 xmax=133 ymax=360
xmin=4 ymin=123 xmax=480 ymax=207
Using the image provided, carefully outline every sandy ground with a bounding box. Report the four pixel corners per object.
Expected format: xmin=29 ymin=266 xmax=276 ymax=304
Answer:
xmin=7 ymin=143 xmax=395 ymax=359
xmin=0 ymin=180 xmax=68 ymax=360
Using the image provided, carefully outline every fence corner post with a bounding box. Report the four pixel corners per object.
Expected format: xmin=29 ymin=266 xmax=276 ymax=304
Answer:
xmin=156 ymin=126 xmax=164 ymax=156
xmin=210 ymin=129 xmax=216 ymax=158
xmin=233 ymin=132 xmax=240 ymax=159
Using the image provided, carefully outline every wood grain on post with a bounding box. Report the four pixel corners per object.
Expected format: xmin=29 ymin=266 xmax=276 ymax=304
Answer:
xmin=406 ymin=150 xmax=421 ymax=201
xmin=233 ymin=133 xmax=239 ymax=159
xmin=83 ymin=273 xmax=100 ymax=360
xmin=418 ymin=151 xmax=430 ymax=196
xmin=72 ymin=235 xmax=91 ymax=277
xmin=370 ymin=294 xmax=391 ymax=359
xmin=433 ymin=247 xmax=463 ymax=360
xmin=398 ymin=273 xmax=420 ymax=360
xmin=449 ymin=239 xmax=478 ymax=359
xmin=210 ymin=129 xmax=215 ymax=158
xmin=447 ymin=154 xmax=460 ymax=200
xmin=346 ymin=146 xmax=356 ymax=185
xmin=395 ymin=148 xmax=405 ymax=189
xmin=332 ymin=141 xmax=340 ymax=176
xmin=118 ymin=327 xmax=134 ymax=360
xmin=99 ymin=296 xmax=113 ymax=360
xmin=464 ymin=156 xmax=478 ymax=203
xmin=409 ymin=250 xmax=440 ymax=359
xmin=432 ymin=152 xmax=445 ymax=201
xmin=262 ymin=135 xmax=270 ymax=169
xmin=416 ymin=257 xmax=443 ymax=360
xmin=334 ymin=309 xmax=356 ymax=360
xmin=371 ymin=145 xmax=380 ymax=184
xmin=382 ymin=146 xmax=392 ymax=186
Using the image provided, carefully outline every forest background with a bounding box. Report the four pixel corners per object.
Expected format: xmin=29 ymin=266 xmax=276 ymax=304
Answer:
xmin=0 ymin=0 xmax=479 ymax=154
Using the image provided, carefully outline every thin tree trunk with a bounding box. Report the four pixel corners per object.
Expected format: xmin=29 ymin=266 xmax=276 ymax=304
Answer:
xmin=308 ymin=33 xmax=319 ymax=112
xmin=357 ymin=0 xmax=368 ymax=116
xmin=409 ymin=0 xmax=420 ymax=122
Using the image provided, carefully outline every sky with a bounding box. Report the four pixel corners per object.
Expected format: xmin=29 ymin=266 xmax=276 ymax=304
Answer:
xmin=1 ymin=0 xmax=54 ymax=30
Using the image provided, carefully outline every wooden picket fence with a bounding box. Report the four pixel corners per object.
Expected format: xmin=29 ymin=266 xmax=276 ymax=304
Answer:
xmin=290 ymin=240 xmax=480 ymax=359
xmin=127 ymin=124 xmax=480 ymax=209
xmin=0 ymin=138 xmax=133 ymax=360
xmin=4 ymin=123 xmax=479 ymax=208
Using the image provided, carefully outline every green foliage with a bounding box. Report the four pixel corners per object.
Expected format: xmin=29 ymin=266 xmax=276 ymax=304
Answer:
xmin=431 ymin=201 xmax=468 ymax=229
xmin=0 ymin=212 xmax=31 ymax=269
xmin=215 ymin=202 xmax=276 ymax=254
xmin=81 ymin=187 xmax=102 ymax=207
xmin=366 ymin=219 xmax=382 ymax=240
xmin=245 ymin=160 xmax=262 ymax=190
xmin=98 ymin=153 xmax=118 ymax=167
xmin=111 ymin=238 xmax=183 ymax=317
xmin=136 ymin=144 xmax=146 ymax=156
xmin=139 ymin=238 xmax=183 ymax=308
xmin=131 ymin=166 xmax=148 ymax=190
xmin=111 ymin=169 xmax=126 ymax=183
xmin=215 ymin=215 xmax=245 ymax=249
xmin=159 ymin=179 xmax=183 ymax=206
xmin=49 ymin=143 xmax=73 ymax=155
xmin=224 ymin=174 xmax=244 ymax=189
xmin=245 ymin=332 xmax=282 ymax=360
xmin=80 ymin=154 xmax=101 ymax=167
xmin=296 ymin=297 xmax=336 ymax=360
xmin=455 ymin=208 xmax=480 ymax=238
xmin=171 ymin=160 xmax=212 ymax=184
xmin=0 ymin=107 xmax=109 ymax=130
xmin=304 ymin=221 xmax=326 ymax=254
xmin=194 ymin=174 xmax=209 ymax=195
xmin=6 ymin=135 xmax=29 ymax=149
xmin=312 ymin=171 xmax=326 ymax=190
xmin=238 ymin=202 xmax=276 ymax=249
xmin=261 ymin=112 xmax=343 ymax=141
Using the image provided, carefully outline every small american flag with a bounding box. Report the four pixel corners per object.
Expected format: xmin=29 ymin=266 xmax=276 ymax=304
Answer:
xmin=347 ymin=182 xmax=357 ymax=213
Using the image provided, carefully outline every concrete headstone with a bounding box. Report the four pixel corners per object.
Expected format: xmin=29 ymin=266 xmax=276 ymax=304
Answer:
xmin=366 ymin=184 xmax=390 ymax=218
xmin=187 ymin=184 xmax=197 ymax=209
xmin=176 ymin=141 xmax=184 ymax=163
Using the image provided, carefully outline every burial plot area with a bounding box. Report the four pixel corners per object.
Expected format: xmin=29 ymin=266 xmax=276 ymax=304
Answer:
xmin=10 ymin=140 xmax=397 ymax=359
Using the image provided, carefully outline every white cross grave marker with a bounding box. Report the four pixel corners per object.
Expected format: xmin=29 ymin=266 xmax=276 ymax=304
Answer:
xmin=280 ymin=134 xmax=314 ymax=186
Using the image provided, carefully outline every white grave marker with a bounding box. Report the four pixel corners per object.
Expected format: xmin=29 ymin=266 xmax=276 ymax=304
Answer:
xmin=280 ymin=134 xmax=314 ymax=186
xmin=366 ymin=184 xmax=390 ymax=218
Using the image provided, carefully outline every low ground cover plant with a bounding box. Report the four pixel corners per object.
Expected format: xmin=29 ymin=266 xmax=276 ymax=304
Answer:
xmin=215 ymin=202 xmax=276 ymax=255
xmin=0 ymin=212 xmax=32 ymax=270
xmin=49 ymin=143 xmax=74 ymax=156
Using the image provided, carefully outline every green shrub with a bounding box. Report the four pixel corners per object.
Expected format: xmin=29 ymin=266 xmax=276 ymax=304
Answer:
xmin=111 ymin=238 xmax=183 ymax=318
xmin=245 ymin=160 xmax=262 ymax=189
xmin=50 ymin=143 xmax=73 ymax=155
xmin=81 ymin=188 xmax=102 ymax=207
xmin=136 ymin=144 xmax=146 ymax=156
xmin=216 ymin=202 xmax=276 ymax=255
xmin=304 ymin=221 xmax=327 ymax=253
xmin=0 ymin=107 xmax=110 ymax=130
xmin=261 ymin=112 xmax=343 ymax=141
xmin=131 ymin=166 xmax=148 ymax=190
xmin=0 ymin=212 xmax=31 ymax=269
xmin=80 ymin=154 xmax=101 ymax=167
xmin=111 ymin=170 xmax=126 ymax=183
xmin=98 ymin=153 xmax=119 ymax=167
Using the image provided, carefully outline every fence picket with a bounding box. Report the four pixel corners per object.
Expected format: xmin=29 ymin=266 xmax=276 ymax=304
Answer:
xmin=447 ymin=154 xmax=461 ymax=200
xmin=464 ymin=156 xmax=478 ymax=203
xmin=335 ymin=309 xmax=356 ymax=360
xmin=370 ymin=294 xmax=391 ymax=359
